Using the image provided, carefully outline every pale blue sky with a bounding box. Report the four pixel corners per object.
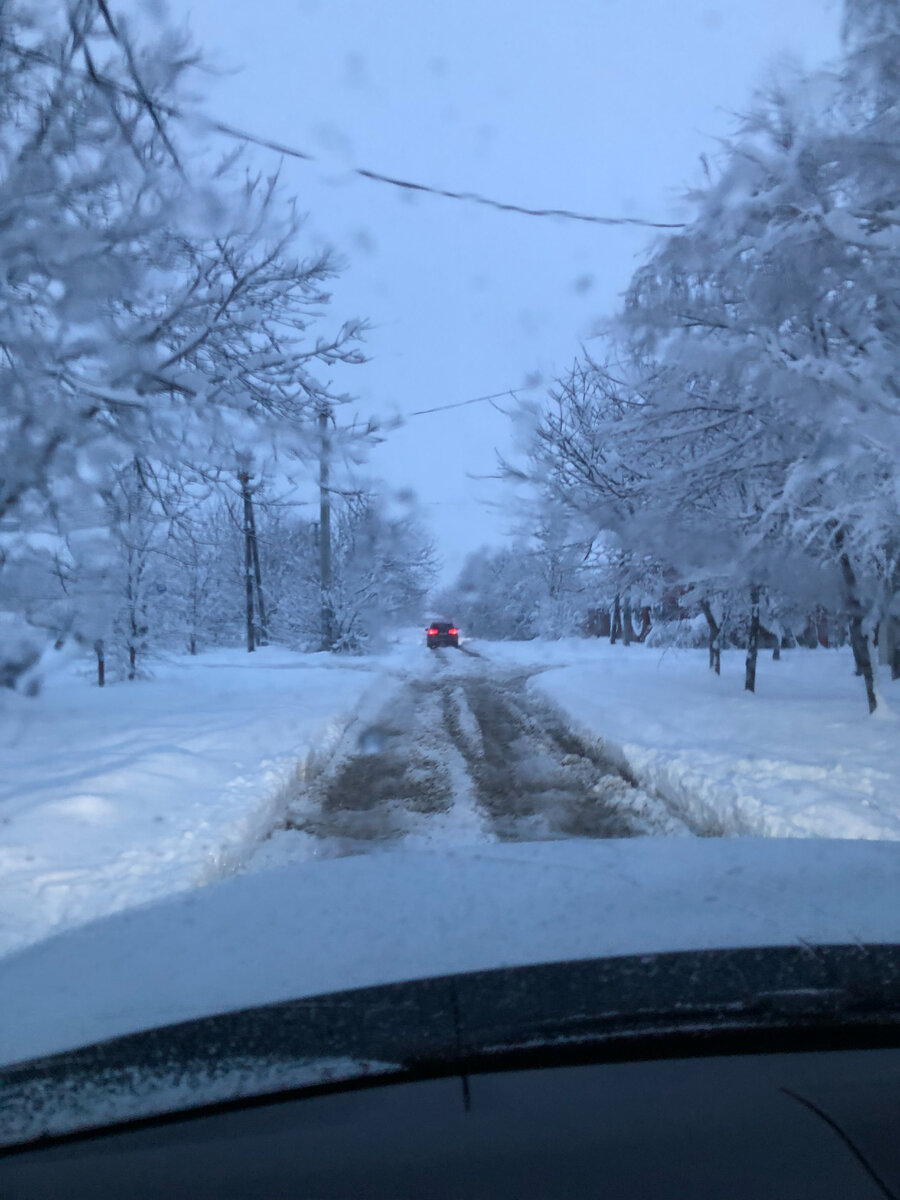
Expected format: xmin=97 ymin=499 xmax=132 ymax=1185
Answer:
xmin=181 ymin=0 xmax=842 ymax=580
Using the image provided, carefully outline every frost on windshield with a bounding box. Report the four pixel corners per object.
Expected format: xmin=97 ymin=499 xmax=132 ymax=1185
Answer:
xmin=1 ymin=1053 xmax=397 ymax=1149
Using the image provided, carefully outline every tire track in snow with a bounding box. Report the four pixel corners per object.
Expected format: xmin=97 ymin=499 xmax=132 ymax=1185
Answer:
xmin=243 ymin=651 xmax=692 ymax=871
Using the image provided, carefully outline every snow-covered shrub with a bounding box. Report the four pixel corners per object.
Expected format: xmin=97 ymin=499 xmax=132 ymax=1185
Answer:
xmin=643 ymin=614 xmax=710 ymax=650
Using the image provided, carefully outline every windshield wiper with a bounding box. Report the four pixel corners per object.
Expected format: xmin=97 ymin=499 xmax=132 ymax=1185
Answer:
xmin=3 ymin=943 xmax=900 ymax=1151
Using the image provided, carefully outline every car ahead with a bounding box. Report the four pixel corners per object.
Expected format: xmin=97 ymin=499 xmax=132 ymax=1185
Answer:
xmin=426 ymin=621 xmax=459 ymax=648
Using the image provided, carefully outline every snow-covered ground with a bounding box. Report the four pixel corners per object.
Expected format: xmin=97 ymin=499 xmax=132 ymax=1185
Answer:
xmin=482 ymin=638 xmax=900 ymax=841
xmin=0 ymin=643 xmax=404 ymax=959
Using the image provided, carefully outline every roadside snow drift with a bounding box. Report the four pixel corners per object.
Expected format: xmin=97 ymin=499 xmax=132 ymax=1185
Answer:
xmin=481 ymin=639 xmax=900 ymax=841
xmin=0 ymin=646 xmax=385 ymax=958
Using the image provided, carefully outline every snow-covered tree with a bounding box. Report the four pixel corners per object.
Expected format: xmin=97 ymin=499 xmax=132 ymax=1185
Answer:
xmin=326 ymin=493 xmax=437 ymax=651
xmin=434 ymin=539 xmax=595 ymax=642
xmin=188 ymin=485 xmax=439 ymax=654
xmin=516 ymin=0 xmax=900 ymax=709
xmin=163 ymin=503 xmax=239 ymax=656
xmin=435 ymin=547 xmax=537 ymax=640
xmin=617 ymin=23 xmax=900 ymax=708
xmin=0 ymin=1 xmax=368 ymax=687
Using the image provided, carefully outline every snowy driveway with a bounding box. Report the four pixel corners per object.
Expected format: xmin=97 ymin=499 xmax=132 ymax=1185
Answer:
xmin=246 ymin=646 xmax=692 ymax=870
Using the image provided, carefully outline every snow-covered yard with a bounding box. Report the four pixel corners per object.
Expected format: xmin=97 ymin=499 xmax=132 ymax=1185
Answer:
xmin=484 ymin=638 xmax=900 ymax=841
xmin=0 ymin=645 xmax=394 ymax=959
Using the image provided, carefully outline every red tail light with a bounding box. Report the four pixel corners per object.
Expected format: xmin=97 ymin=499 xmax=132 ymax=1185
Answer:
xmin=449 ymin=628 xmax=458 ymax=636
xmin=427 ymin=627 xmax=438 ymax=635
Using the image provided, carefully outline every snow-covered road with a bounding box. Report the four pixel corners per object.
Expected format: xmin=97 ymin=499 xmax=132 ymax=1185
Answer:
xmin=7 ymin=633 xmax=900 ymax=963
xmin=5 ymin=637 xmax=694 ymax=961
xmin=244 ymin=645 xmax=691 ymax=871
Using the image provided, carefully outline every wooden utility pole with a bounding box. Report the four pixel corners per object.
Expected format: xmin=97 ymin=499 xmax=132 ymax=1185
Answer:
xmin=238 ymin=469 xmax=269 ymax=651
xmin=239 ymin=471 xmax=256 ymax=653
xmin=242 ymin=475 xmax=267 ymax=646
xmin=319 ymin=406 xmax=334 ymax=651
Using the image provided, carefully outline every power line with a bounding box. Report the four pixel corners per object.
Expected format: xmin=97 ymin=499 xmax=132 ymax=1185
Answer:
xmin=199 ymin=120 xmax=686 ymax=230
xmin=24 ymin=46 xmax=685 ymax=232
xmin=409 ymin=389 xmax=522 ymax=417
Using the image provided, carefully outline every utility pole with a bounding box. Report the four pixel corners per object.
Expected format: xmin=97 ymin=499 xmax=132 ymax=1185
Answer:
xmin=242 ymin=474 xmax=268 ymax=646
xmin=239 ymin=470 xmax=256 ymax=653
xmin=319 ymin=405 xmax=334 ymax=651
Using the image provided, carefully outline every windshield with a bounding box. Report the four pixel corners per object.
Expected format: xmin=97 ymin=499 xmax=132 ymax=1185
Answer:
xmin=2 ymin=0 xmax=899 ymax=1136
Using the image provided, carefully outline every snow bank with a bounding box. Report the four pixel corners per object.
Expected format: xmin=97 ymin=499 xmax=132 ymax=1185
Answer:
xmin=481 ymin=639 xmax=900 ymax=840
xmin=0 ymin=644 xmax=409 ymax=958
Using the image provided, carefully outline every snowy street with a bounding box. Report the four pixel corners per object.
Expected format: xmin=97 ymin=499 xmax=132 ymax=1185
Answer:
xmin=5 ymin=634 xmax=900 ymax=963
xmin=247 ymin=645 xmax=688 ymax=872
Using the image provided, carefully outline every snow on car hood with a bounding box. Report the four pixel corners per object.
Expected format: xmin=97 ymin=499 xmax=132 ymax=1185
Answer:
xmin=1 ymin=836 xmax=899 ymax=1068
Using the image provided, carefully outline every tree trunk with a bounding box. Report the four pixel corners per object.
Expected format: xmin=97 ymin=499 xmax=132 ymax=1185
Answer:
xmin=815 ymin=606 xmax=830 ymax=648
xmin=880 ymin=615 xmax=900 ymax=681
xmin=127 ymin=584 xmax=139 ymax=681
xmin=700 ymin=600 xmax=721 ymax=675
xmin=838 ymin=544 xmax=877 ymax=713
xmin=745 ymin=586 xmax=760 ymax=693
xmin=319 ymin=407 xmax=334 ymax=651
xmin=622 ymin=597 xmax=633 ymax=646
xmin=768 ymin=618 xmax=782 ymax=660
xmin=637 ymin=606 xmax=652 ymax=642
xmin=95 ymin=640 xmax=105 ymax=688
xmin=610 ymin=594 xmax=622 ymax=645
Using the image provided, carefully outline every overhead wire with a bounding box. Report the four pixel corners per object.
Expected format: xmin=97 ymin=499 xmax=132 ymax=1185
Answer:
xmin=45 ymin=8 xmax=673 ymax=431
xmin=186 ymin=118 xmax=686 ymax=230
xmin=409 ymin=389 xmax=523 ymax=417
xmin=23 ymin=42 xmax=685 ymax=231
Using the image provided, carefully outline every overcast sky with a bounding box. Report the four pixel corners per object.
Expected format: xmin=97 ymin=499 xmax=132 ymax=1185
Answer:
xmin=180 ymin=0 xmax=842 ymax=581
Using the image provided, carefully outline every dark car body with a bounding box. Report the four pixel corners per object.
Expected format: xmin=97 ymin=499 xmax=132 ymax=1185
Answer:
xmin=427 ymin=622 xmax=459 ymax=648
xmin=4 ymin=945 xmax=900 ymax=1198
xmin=5 ymin=841 xmax=900 ymax=1196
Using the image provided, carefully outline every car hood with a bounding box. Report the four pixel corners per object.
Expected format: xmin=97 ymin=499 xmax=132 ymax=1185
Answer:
xmin=2 ymin=837 xmax=900 ymax=1070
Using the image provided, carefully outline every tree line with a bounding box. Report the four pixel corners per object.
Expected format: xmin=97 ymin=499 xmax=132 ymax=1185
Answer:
xmin=445 ymin=0 xmax=900 ymax=713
